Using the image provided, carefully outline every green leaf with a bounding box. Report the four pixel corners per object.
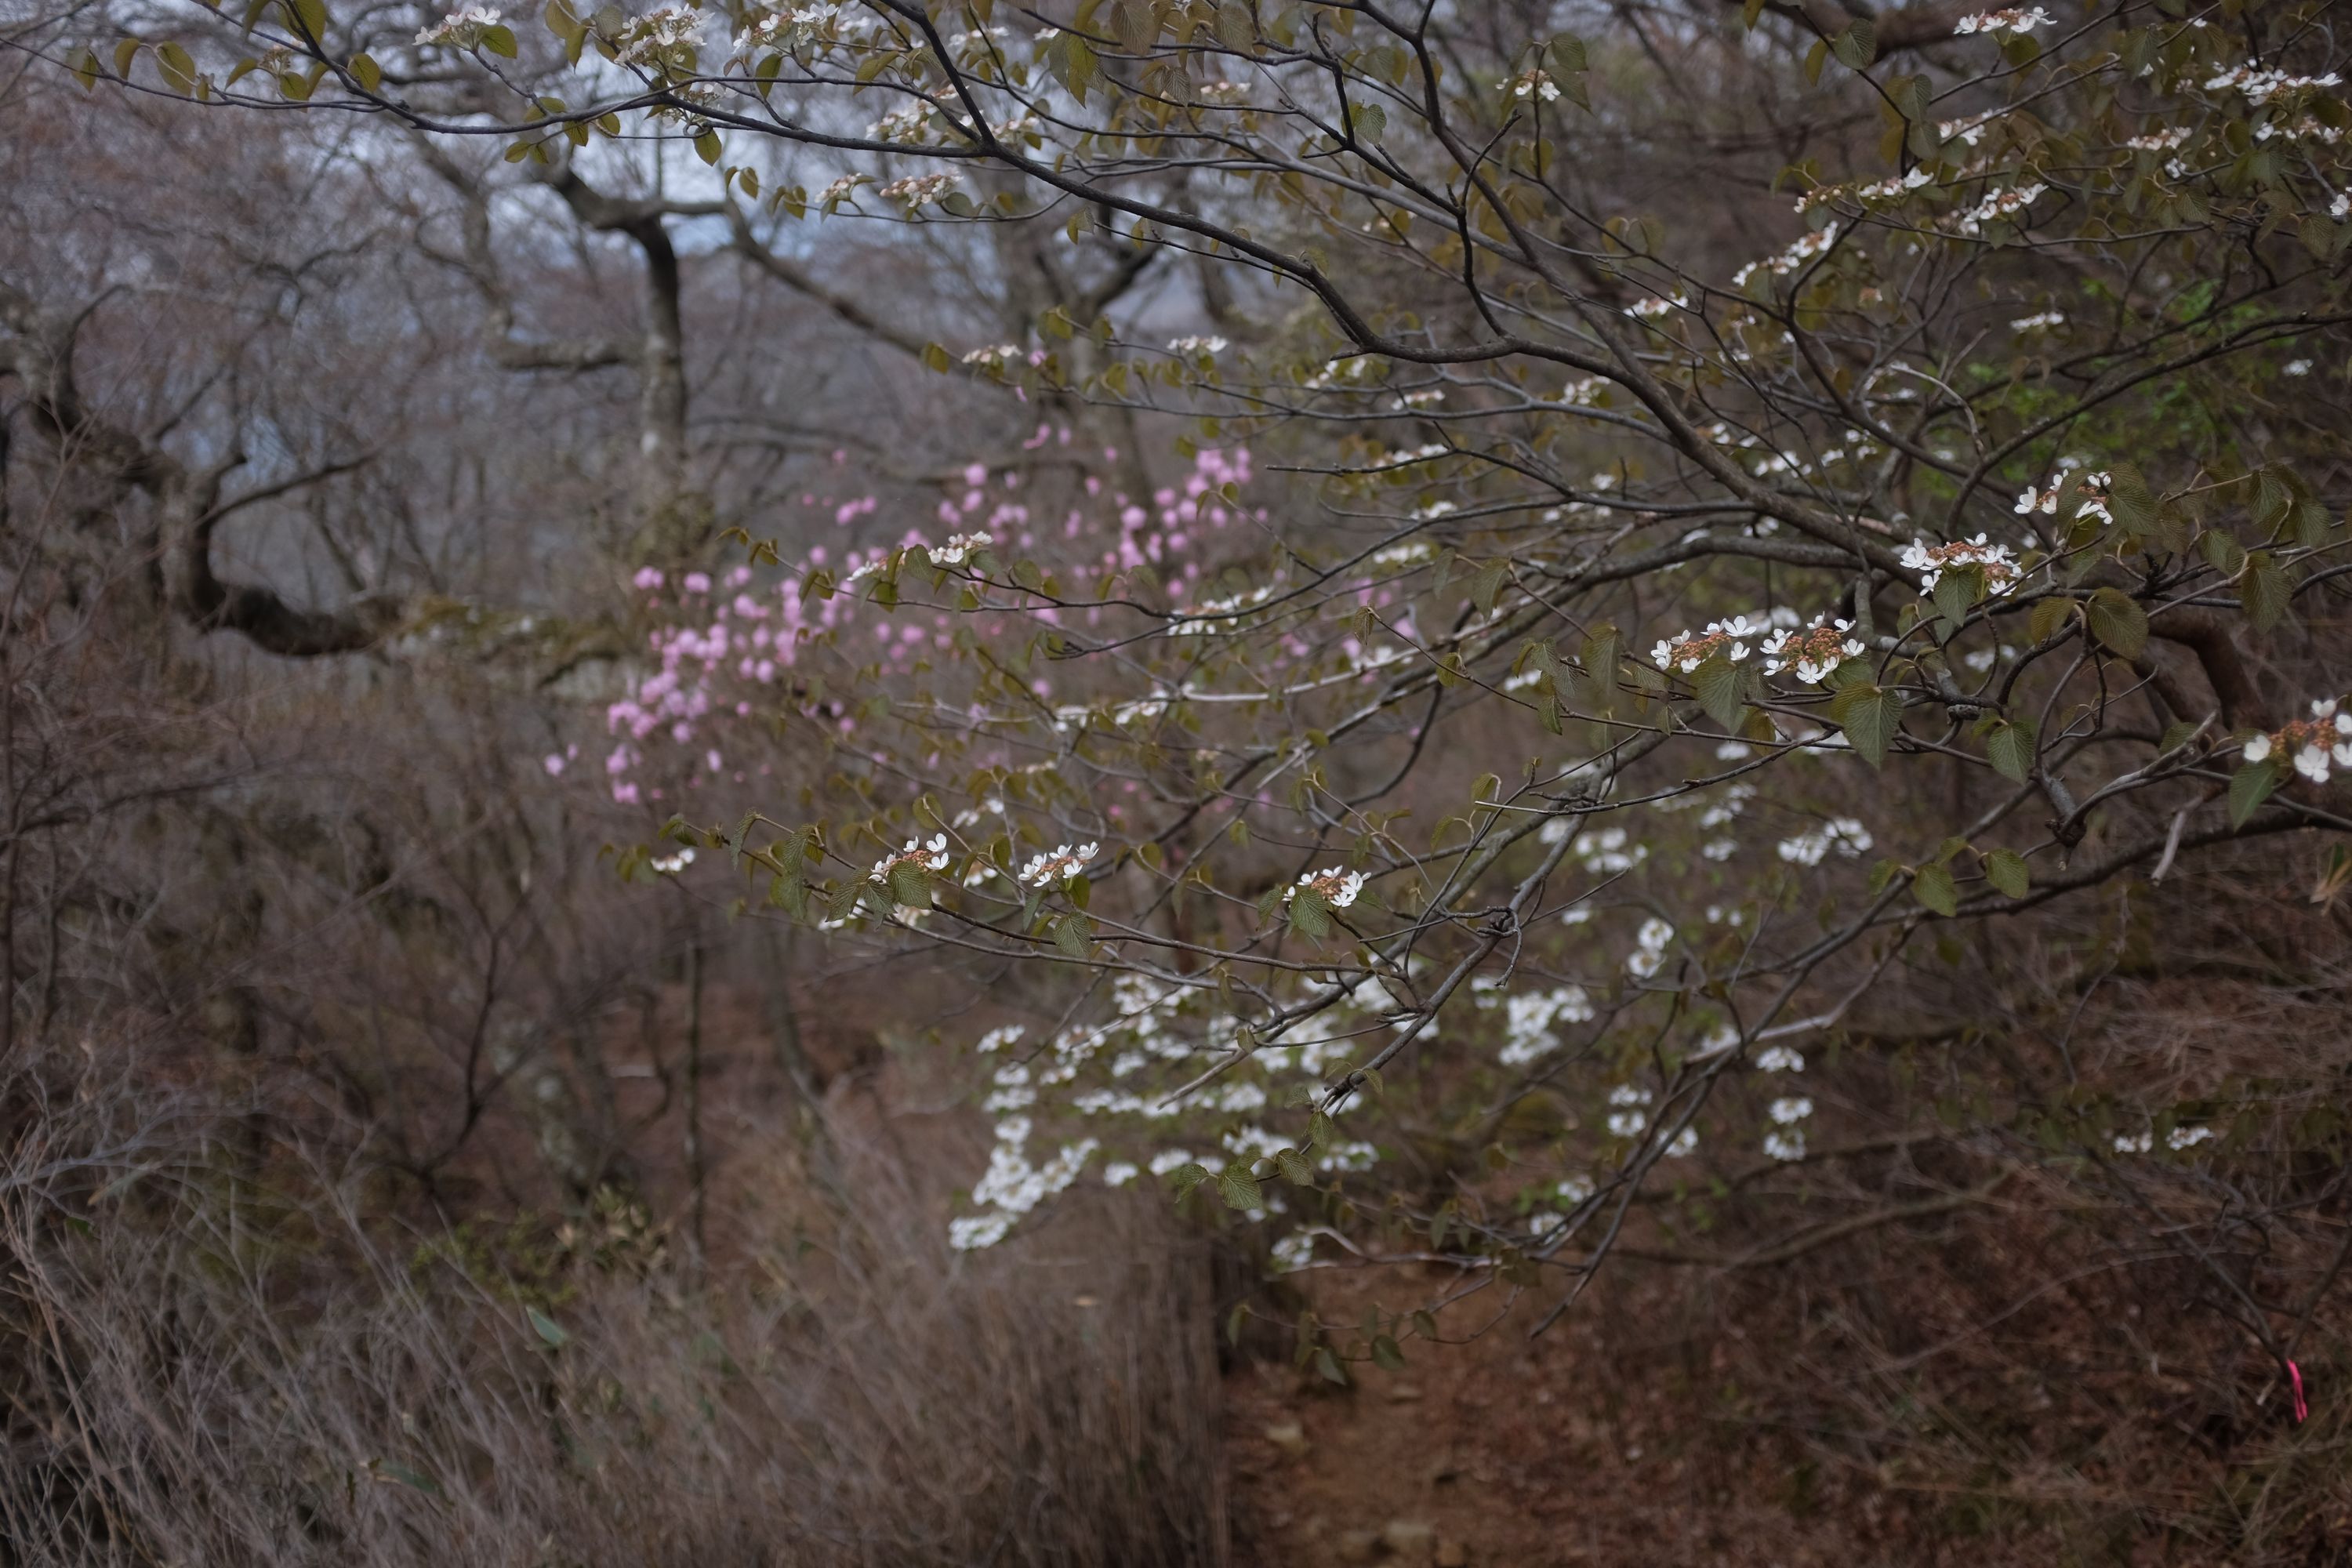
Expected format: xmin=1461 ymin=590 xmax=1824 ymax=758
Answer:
xmin=2201 ymin=527 xmax=2246 ymax=576
xmin=1469 ymin=558 xmax=1508 ymax=614
xmin=1831 ymin=17 xmax=1876 ymax=69
xmin=1274 ymin=1147 xmax=1312 ymax=1185
xmin=1168 ymin=1161 xmax=1210 ymax=1197
xmin=1984 ymin=718 xmax=2036 ymax=783
xmin=2242 ymin=550 xmax=2292 ymax=631
xmin=1051 ymin=913 xmax=1091 ymax=957
xmin=1828 ymin=682 xmax=1904 ymax=768
xmin=2107 ymin=463 xmax=2157 ymax=537
xmin=113 ymin=37 xmax=142 ymax=76
xmin=482 ymin=21 xmax=517 ymax=55
xmin=1370 ymin=1334 xmax=1406 ymax=1370
xmin=1984 ymin=848 xmax=2030 ymax=899
xmin=526 ymin=1307 xmax=570 ymax=1348
xmin=1692 ymin=655 xmax=1747 ymax=730
xmin=1913 ymin=862 xmax=1958 ymax=918
xmin=887 ymin=860 xmax=931 ymax=909
xmin=156 ymin=40 xmax=198 ymax=92
xmin=1931 ymin=562 xmax=1980 ymax=632
xmin=2229 ymin=756 xmax=2280 ymax=829
xmin=1288 ymin=884 xmax=1332 ymax=942
xmin=349 ymin=50 xmax=380 ymax=89
xmin=694 ymin=129 xmax=722 ymax=165
xmin=1313 ymin=1346 xmax=1348 ymax=1385
xmin=1215 ymin=1163 xmax=1263 ymax=1210
xmin=2085 ymin=587 xmax=2148 ymax=659
xmin=2028 ymin=595 xmax=2076 ymax=646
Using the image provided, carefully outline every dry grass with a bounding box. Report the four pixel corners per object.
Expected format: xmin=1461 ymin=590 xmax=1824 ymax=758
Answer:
xmin=0 ymin=1041 xmax=1229 ymax=1568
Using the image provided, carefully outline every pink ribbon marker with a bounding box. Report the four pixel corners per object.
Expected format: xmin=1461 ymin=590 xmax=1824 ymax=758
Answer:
xmin=2288 ymin=1359 xmax=2308 ymax=1425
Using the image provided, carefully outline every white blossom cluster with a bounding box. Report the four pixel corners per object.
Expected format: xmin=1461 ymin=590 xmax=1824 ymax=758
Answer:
xmin=1732 ymin=223 xmax=1839 ymax=289
xmin=1760 ymin=619 xmax=1866 ymax=684
xmin=950 ymin=1116 xmax=1100 ymax=1250
xmin=1606 ymin=1083 xmax=1653 ymax=1137
xmin=876 ymin=172 xmax=961 ymax=209
xmin=1764 ymin=1094 xmax=1814 ymax=1161
xmin=1497 ymin=985 xmax=1595 ymax=1066
xmin=1953 ymin=7 xmax=2053 ymax=35
xmin=415 ymin=5 xmax=501 ymax=45
xmin=1505 ymin=67 xmax=1562 ymax=102
xmin=1626 ymin=916 xmax=1675 ymax=979
xmin=1286 ymin=867 xmax=1365 ymax=909
xmin=869 ymin=833 xmax=949 ymax=884
xmin=1651 ymin=611 xmax=1788 ymax=673
xmin=2113 ymin=1124 xmax=2213 ymax=1155
xmin=929 ymin=531 xmax=993 ymax=565
xmin=1018 ymin=841 xmax=1099 ymax=888
xmin=1775 ymin=818 xmax=1873 ymax=866
xmin=614 ymin=4 xmax=705 ymax=65
xmin=2201 ymin=66 xmax=2344 ymax=106
xmin=2242 ymin=699 xmax=2352 ymax=782
xmin=1955 ymin=183 xmax=2047 ymax=236
xmin=1899 ymin=534 xmax=2023 ymax=594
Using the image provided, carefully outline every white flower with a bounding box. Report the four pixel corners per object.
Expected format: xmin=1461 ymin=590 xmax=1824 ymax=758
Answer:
xmin=2167 ymin=1125 xmax=2213 ymax=1151
xmin=1755 ymin=1045 xmax=1805 ymax=1073
xmin=2011 ymin=310 xmax=2066 ymax=332
xmin=1665 ymin=1127 xmax=1699 ymax=1157
xmin=1899 ymin=534 xmax=2022 ymax=595
xmin=1626 ymin=916 xmax=1675 ymax=978
xmin=1768 ymin=1096 xmax=1813 ymax=1125
xmin=1761 ymin=618 xmax=1864 ymax=684
xmin=1102 ymin=1161 xmax=1139 ymax=1187
xmin=2113 ymin=1131 xmax=2154 ymax=1155
xmin=1953 ymin=6 xmax=2053 ymax=35
xmin=1284 ymin=866 xmax=1365 ymax=909
xmin=1505 ymin=67 xmax=1562 ymax=103
xmin=1763 ymin=1129 xmax=1806 ymax=1162
xmin=1776 ymin=818 xmax=1872 ymax=867
xmin=2243 ymin=733 xmax=2274 ymax=764
xmin=2285 ymin=359 xmax=2314 ymax=376
xmin=931 ymin=531 xmax=993 ymax=566
xmin=1167 ymin=336 xmax=1228 ymax=354
xmin=1019 ymin=841 xmax=1100 ymax=888
xmin=415 ymin=5 xmax=503 ymax=45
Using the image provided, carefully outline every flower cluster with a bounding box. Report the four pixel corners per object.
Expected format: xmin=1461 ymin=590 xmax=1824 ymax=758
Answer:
xmin=1955 ymin=183 xmax=2046 ymax=236
xmin=1019 ymin=842 xmax=1099 ymax=888
xmin=2011 ymin=309 xmax=2066 ymax=332
xmin=1286 ymin=867 xmax=1365 ymax=909
xmin=928 ymin=531 xmax=992 ymax=566
xmin=1900 ymin=534 xmax=2022 ymax=594
xmin=1953 ymin=7 xmax=2053 ymax=35
xmin=871 ymin=833 xmax=951 ymax=884
xmin=1764 ymin=1094 xmax=1814 ymax=1161
xmin=1167 ymin=336 xmax=1228 ymax=354
xmin=2013 ymin=469 xmax=2111 ymax=524
xmin=1505 ymin=67 xmax=1562 ymax=102
xmin=1651 ymin=612 xmax=1782 ymax=673
xmin=415 ymin=5 xmax=501 ymax=45
xmin=2201 ymin=66 xmax=2344 ymax=106
xmin=1732 ymin=224 xmax=1838 ymax=289
xmin=1775 ymin=818 xmax=1872 ymax=866
xmin=1497 ymin=985 xmax=1595 ymax=1067
xmin=1760 ymin=619 xmax=1865 ymax=684
xmin=614 ymin=4 xmax=704 ymax=66
xmin=876 ymin=172 xmax=960 ymax=209
xmin=2242 ymin=699 xmax=2352 ymax=783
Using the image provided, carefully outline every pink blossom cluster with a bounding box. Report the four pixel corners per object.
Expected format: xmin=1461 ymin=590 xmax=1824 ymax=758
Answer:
xmin=595 ymin=447 xmax=1261 ymax=805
